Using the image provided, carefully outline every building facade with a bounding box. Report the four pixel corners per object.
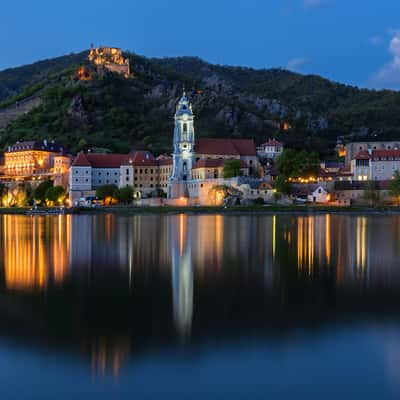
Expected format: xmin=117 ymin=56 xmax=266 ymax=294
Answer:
xmin=2 ymin=140 xmax=70 ymax=188
xmin=345 ymin=141 xmax=400 ymax=166
xmin=351 ymin=149 xmax=400 ymax=181
xmin=257 ymin=138 xmax=283 ymax=159
xmin=69 ymin=151 xmax=172 ymax=203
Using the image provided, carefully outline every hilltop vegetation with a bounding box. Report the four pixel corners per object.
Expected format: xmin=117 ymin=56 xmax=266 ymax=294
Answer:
xmin=0 ymin=50 xmax=400 ymax=156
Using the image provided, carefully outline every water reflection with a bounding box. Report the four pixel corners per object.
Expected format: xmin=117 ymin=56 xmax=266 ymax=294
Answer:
xmin=2 ymin=215 xmax=71 ymax=290
xmin=172 ymin=214 xmax=193 ymax=338
xmin=0 ymin=213 xmax=400 ymax=377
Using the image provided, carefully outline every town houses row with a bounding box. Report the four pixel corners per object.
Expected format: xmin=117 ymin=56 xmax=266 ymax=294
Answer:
xmin=0 ymin=93 xmax=400 ymax=205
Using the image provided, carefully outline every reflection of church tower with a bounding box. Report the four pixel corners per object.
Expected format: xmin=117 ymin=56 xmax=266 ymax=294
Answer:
xmin=168 ymin=92 xmax=195 ymax=199
xmin=172 ymin=214 xmax=194 ymax=339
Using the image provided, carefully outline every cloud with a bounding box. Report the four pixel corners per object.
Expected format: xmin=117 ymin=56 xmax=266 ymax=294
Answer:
xmin=303 ymin=0 xmax=332 ymax=8
xmin=368 ymin=35 xmax=382 ymax=46
xmin=287 ymin=57 xmax=309 ymax=72
xmin=370 ymin=31 xmax=400 ymax=89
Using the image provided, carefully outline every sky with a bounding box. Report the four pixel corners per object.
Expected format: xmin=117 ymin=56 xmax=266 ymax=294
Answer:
xmin=0 ymin=0 xmax=399 ymax=90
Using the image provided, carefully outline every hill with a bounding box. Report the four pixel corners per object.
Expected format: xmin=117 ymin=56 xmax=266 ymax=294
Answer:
xmin=0 ymin=50 xmax=400 ymax=156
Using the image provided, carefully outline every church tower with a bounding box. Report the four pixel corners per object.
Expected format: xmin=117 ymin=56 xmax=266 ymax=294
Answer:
xmin=168 ymin=92 xmax=195 ymax=199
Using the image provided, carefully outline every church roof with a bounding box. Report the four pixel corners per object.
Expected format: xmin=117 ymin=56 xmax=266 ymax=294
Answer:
xmin=193 ymin=158 xmax=248 ymax=169
xmin=195 ymin=138 xmax=257 ymax=156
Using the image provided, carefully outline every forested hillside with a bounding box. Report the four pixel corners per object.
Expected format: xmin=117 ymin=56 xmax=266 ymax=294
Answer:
xmin=0 ymin=50 xmax=399 ymax=156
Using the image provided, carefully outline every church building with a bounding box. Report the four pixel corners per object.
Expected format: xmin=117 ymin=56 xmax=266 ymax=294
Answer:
xmin=168 ymin=93 xmax=195 ymax=199
xmin=168 ymin=92 xmax=259 ymax=200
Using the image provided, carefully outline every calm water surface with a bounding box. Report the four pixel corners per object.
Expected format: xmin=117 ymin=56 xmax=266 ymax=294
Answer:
xmin=0 ymin=213 xmax=400 ymax=399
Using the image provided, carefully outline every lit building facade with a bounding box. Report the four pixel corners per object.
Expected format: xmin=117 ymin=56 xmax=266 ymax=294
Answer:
xmin=2 ymin=140 xmax=70 ymax=188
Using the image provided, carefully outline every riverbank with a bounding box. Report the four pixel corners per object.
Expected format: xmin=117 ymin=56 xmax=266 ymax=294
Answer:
xmin=0 ymin=204 xmax=400 ymax=216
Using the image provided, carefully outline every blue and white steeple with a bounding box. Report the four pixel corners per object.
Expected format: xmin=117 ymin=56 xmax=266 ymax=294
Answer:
xmin=168 ymin=92 xmax=195 ymax=198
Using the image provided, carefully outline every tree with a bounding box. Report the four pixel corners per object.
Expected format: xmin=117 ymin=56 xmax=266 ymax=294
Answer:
xmin=45 ymin=186 xmax=66 ymax=206
xmin=77 ymin=138 xmax=87 ymax=150
xmin=274 ymin=175 xmax=292 ymax=195
xmin=33 ymin=180 xmax=53 ymax=205
xmin=363 ymin=181 xmax=380 ymax=207
xmin=224 ymin=159 xmax=242 ymax=179
xmin=115 ymin=186 xmax=134 ymax=204
xmin=277 ymin=149 xmax=320 ymax=180
xmin=95 ymin=184 xmax=118 ymax=204
xmin=389 ymin=171 xmax=400 ymax=205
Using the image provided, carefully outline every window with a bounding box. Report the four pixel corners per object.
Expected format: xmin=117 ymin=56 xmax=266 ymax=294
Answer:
xmin=126 ymin=169 xmax=129 ymax=175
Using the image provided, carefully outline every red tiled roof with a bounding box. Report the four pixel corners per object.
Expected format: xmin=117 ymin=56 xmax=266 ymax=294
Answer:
xmin=86 ymin=153 xmax=128 ymax=168
xmin=158 ymin=157 xmax=173 ymax=166
xmin=128 ymin=151 xmax=157 ymax=166
xmin=73 ymin=151 xmax=171 ymax=168
xmin=193 ymin=158 xmax=247 ymax=169
xmin=195 ymin=138 xmax=256 ymax=156
xmin=353 ymin=150 xmax=371 ymax=160
xmin=262 ymin=139 xmax=282 ymax=146
xmin=372 ymin=149 xmax=400 ymax=158
xmin=72 ymin=152 xmax=91 ymax=167
xmin=353 ymin=149 xmax=400 ymax=160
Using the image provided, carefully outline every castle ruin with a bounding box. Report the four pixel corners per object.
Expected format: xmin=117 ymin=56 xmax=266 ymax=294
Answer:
xmin=88 ymin=45 xmax=130 ymax=78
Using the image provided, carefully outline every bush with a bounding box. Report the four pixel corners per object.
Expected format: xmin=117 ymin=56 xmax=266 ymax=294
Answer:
xmin=95 ymin=184 xmax=118 ymax=204
xmin=115 ymin=186 xmax=134 ymax=204
xmin=45 ymin=186 xmax=66 ymax=206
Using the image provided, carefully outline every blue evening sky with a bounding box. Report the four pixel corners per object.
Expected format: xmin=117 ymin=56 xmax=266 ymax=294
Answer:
xmin=0 ymin=0 xmax=399 ymax=89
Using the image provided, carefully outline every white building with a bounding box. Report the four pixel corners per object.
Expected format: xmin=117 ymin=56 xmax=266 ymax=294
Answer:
xmin=351 ymin=149 xmax=400 ymax=181
xmin=308 ymin=185 xmax=330 ymax=203
xmin=69 ymin=151 xmax=172 ymax=204
xmin=257 ymin=139 xmax=283 ymax=159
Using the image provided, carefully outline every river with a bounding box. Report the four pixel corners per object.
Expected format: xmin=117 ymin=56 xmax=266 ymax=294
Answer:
xmin=0 ymin=213 xmax=399 ymax=399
